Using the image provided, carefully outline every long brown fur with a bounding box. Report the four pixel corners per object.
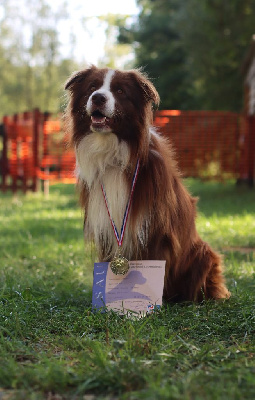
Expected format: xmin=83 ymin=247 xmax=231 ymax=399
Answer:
xmin=65 ymin=66 xmax=230 ymax=302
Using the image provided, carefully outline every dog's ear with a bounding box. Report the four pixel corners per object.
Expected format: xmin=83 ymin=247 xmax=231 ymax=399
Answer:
xmin=65 ymin=66 xmax=96 ymax=90
xmin=130 ymin=69 xmax=160 ymax=107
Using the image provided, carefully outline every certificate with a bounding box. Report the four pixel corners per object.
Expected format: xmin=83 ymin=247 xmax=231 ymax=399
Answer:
xmin=92 ymin=260 xmax=166 ymax=317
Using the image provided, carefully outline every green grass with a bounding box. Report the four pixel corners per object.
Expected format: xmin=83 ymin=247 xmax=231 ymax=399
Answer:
xmin=0 ymin=180 xmax=254 ymax=400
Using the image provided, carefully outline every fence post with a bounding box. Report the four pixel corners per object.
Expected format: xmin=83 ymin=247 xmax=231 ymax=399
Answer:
xmin=1 ymin=116 xmax=8 ymax=192
xmin=32 ymin=108 xmax=40 ymax=192
xmin=248 ymin=116 xmax=255 ymax=186
xmin=12 ymin=114 xmax=18 ymax=193
xmin=22 ymin=111 xmax=28 ymax=193
xmin=42 ymin=112 xmax=51 ymax=196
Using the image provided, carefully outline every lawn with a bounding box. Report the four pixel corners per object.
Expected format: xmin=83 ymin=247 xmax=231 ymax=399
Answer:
xmin=0 ymin=180 xmax=254 ymax=400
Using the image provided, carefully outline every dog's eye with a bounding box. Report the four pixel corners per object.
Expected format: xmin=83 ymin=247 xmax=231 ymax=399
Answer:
xmin=117 ymin=88 xmax=123 ymax=94
xmin=90 ymin=86 xmax=96 ymax=92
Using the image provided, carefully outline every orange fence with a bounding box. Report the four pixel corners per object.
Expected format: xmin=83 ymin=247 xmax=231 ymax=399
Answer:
xmin=38 ymin=116 xmax=75 ymax=184
xmin=1 ymin=110 xmax=41 ymax=192
xmin=154 ymin=110 xmax=253 ymax=182
xmin=0 ymin=109 xmax=76 ymax=193
xmin=0 ymin=109 xmax=254 ymax=193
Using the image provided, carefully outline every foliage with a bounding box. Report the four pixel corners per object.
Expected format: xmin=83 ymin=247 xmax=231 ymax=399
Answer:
xmin=119 ymin=0 xmax=255 ymax=111
xmin=178 ymin=0 xmax=255 ymax=111
xmin=0 ymin=0 xmax=79 ymax=117
xmin=0 ymin=180 xmax=254 ymax=399
xmin=97 ymin=14 xmax=135 ymax=69
xmin=1 ymin=0 xmax=254 ymax=116
xmin=119 ymin=0 xmax=193 ymax=110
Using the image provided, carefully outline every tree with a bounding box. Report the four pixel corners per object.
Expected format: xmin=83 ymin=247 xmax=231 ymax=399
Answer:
xmin=0 ymin=0 xmax=79 ymax=117
xmin=178 ymin=0 xmax=255 ymax=111
xmin=118 ymin=0 xmax=194 ymax=110
xmin=119 ymin=0 xmax=255 ymax=111
xmin=98 ymin=14 xmax=134 ymax=70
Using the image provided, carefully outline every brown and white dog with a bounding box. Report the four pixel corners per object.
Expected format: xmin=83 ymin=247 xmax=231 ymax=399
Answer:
xmin=65 ymin=65 xmax=230 ymax=302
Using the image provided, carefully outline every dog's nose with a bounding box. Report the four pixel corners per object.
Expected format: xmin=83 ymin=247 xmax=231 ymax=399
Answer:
xmin=92 ymin=93 xmax=107 ymax=106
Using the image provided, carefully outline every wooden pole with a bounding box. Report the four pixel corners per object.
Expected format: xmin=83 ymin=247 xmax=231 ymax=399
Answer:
xmin=42 ymin=112 xmax=51 ymax=196
xmin=32 ymin=108 xmax=40 ymax=192
xmin=12 ymin=114 xmax=18 ymax=193
xmin=1 ymin=116 xmax=8 ymax=192
xmin=248 ymin=116 xmax=255 ymax=186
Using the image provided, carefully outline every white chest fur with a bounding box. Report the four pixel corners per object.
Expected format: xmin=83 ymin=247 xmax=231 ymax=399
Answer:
xmin=75 ymin=132 xmax=134 ymax=258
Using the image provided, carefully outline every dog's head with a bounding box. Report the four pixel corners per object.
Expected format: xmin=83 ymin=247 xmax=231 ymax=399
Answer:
xmin=65 ymin=66 xmax=160 ymax=156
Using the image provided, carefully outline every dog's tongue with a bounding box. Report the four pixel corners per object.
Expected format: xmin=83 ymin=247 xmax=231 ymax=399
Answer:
xmin=91 ymin=115 xmax=106 ymax=124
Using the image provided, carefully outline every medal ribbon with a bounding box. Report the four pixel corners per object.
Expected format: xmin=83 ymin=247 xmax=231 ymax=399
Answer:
xmin=101 ymin=159 xmax=140 ymax=247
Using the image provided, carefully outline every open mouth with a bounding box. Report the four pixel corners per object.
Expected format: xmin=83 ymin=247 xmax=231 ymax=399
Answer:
xmin=91 ymin=110 xmax=110 ymax=126
xmin=89 ymin=109 xmax=114 ymax=133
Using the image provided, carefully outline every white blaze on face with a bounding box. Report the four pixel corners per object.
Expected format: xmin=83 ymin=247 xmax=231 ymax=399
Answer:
xmin=86 ymin=69 xmax=116 ymax=118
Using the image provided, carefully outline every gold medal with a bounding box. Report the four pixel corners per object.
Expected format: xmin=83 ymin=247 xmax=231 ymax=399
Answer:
xmin=110 ymin=253 xmax=129 ymax=275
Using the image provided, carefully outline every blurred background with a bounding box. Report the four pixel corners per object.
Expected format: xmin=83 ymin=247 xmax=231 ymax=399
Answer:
xmin=1 ymin=0 xmax=255 ymax=192
xmin=1 ymin=0 xmax=255 ymax=117
xmin=0 ymin=3 xmax=254 ymax=397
